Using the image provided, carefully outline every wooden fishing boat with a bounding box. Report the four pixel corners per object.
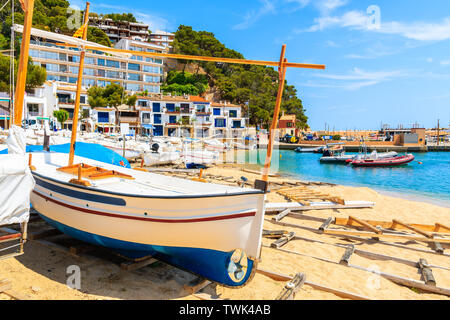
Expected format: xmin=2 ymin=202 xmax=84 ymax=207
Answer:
xmin=350 ymin=154 xmax=415 ymax=167
xmin=29 ymin=152 xmax=265 ymax=287
xmin=10 ymin=0 xmax=325 ymax=287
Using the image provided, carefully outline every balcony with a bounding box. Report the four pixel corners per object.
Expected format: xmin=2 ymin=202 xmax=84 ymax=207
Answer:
xmin=119 ymin=117 xmax=139 ymax=123
xmin=196 ymin=112 xmax=211 ymax=116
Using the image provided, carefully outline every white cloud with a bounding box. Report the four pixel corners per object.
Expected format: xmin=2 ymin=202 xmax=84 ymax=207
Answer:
xmin=304 ymin=7 xmax=450 ymax=42
xmin=233 ymin=0 xmax=277 ymax=30
xmin=440 ymin=60 xmax=450 ymax=66
xmin=303 ymin=67 xmax=410 ymax=90
xmin=92 ymin=3 xmax=173 ymax=32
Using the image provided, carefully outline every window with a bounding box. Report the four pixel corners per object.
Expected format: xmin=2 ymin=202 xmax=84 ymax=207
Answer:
xmin=142 ymin=113 xmax=151 ymax=124
xmin=97 ymin=112 xmax=109 ymax=123
xmin=154 ymin=114 xmax=162 ymax=124
xmin=69 ymin=66 xmax=79 ymax=74
xmin=153 ymin=125 xmax=163 ymax=136
xmin=213 ymin=108 xmax=221 ymax=116
xmin=106 ymin=70 xmax=119 ymax=79
xmin=128 ymin=63 xmax=140 ymax=71
xmin=84 ymin=68 xmax=95 ymax=76
xmin=287 ymin=122 xmax=293 ymax=128
xmin=215 ymin=118 xmax=226 ymax=128
xmin=82 ymin=78 xmax=95 ymax=87
xmin=85 ymin=57 xmax=95 ymax=65
xmin=97 ymin=80 xmax=106 ymax=87
xmin=233 ymin=121 xmax=242 ymax=129
xmin=229 ymin=110 xmax=238 ymax=118
xmin=128 ymin=73 xmax=140 ymax=81
xmin=126 ymin=83 xmax=141 ymax=91
xmin=98 ymin=59 xmax=105 ymax=66
xmin=153 ymin=103 xmax=161 ymax=112
xmin=138 ymin=100 xmax=148 ymax=107
xmin=68 ymin=55 xmax=80 ymax=63
xmin=169 ymin=116 xmax=177 ymax=124
xmin=106 ymin=60 xmax=120 ymax=68
xmin=98 ymin=69 xmax=106 ymax=77
xmin=166 ymin=103 xmax=175 ymax=112
xmin=69 ymin=77 xmax=77 ymax=84
xmin=59 ymin=53 xmax=67 ymax=61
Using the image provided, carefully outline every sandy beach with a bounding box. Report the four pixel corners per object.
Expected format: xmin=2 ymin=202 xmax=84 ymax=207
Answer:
xmin=0 ymin=164 xmax=449 ymax=300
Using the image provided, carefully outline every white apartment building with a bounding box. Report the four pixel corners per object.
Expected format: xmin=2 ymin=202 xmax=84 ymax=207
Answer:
xmin=149 ymin=31 xmax=175 ymax=49
xmin=137 ymin=95 xmax=247 ymax=138
xmin=89 ymin=16 xmax=150 ymax=44
xmin=22 ymin=28 xmax=169 ymax=130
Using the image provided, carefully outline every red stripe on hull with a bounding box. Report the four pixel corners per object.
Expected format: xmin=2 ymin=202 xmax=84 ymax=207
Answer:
xmin=32 ymin=190 xmax=256 ymax=223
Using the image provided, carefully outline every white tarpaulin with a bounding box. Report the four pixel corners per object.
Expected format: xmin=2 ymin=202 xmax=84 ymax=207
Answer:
xmin=0 ymin=126 xmax=35 ymax=225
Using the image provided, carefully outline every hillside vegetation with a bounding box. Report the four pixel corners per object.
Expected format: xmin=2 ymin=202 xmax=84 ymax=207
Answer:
xmin=171 ymin=25 xmax=309 ymax=129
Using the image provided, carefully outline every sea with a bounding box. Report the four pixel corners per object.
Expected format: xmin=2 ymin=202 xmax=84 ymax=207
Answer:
xmin=244 ymin=150 xmax=450 ymax=208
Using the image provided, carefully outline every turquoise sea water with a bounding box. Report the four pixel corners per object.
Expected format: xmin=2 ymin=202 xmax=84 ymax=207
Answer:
xmin=245 ymin=150 xmax=450 ymax=207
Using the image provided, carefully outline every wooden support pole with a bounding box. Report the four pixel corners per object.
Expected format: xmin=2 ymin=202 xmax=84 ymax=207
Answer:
xmin=120 ymin=256 xmax=158 ymax=272
xmin=275 ymin=273 xmax=306 ymax=300
xmin=68 ymin=2 xmax=90 ymax=166
xmin=262 ymin=46 xmax=287 ymax=183
xmin=272 ymin=209 xmax=291 ymax=222
xmin=340 ymin=245 xmax=355 ymax=266
xmin=13 ymin=0 xmax=35 ymax=126
xmin=319 ymin=217 xmax=335 ymax=232
xmin=418 ymin=259 xmax=436 ymax=286
xmin=271 ymin=232 xmax=295 ymax=249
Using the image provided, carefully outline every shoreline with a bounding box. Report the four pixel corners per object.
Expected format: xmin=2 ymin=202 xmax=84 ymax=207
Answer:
xmin=272 ymin=168 xmax=450 ymax=209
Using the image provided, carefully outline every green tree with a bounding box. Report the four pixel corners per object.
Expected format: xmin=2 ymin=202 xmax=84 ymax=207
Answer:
xmin=53 ymin=109 xmax=69 ymax=129
xmin=87 ymin=27 xmax=112 ymax=47
xmin=171 ymin=25 xmax=310 ymax=129
xmin=88 ymin=83 xmax=134 ymax=129
xmin=0 ymin=54 xmax=46 ymax=93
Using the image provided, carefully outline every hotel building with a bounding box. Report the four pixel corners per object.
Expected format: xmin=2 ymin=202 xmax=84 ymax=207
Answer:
xmin=89 ymin=16 xmax=150 ymax=44
xmin=24 ymin=29 xmax=167 ymax=130
xmin=149 ymin=30 xmax=175 ymax=49
xmin=137 ymin=95 xmax=247 ymax=138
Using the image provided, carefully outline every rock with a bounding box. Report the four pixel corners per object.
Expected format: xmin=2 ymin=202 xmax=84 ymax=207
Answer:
xmin=31 ymin=286 xmax=41 ymax=293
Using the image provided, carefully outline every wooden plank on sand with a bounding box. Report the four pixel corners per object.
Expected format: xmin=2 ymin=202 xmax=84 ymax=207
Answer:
xmin=256 ymin=268 xmax=371 ymax=300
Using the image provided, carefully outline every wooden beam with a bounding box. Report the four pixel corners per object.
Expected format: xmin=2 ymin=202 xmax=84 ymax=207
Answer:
xmin=271 ymin=232 xmax=295 ymax=249
xmin=120 ymin=256 xmax=158 ymax=272
xmin=418 ymin=259 xmax=436 ymax=286
xmin=392 ymin=219 xmax=433 ymax=238
xmin=340 ymin=245 xmax=355 ymax=266
xmin=256 ymin=268 xmax=371 ymax=300
xmin=57 ymin=43 xmax=326 ymax=70
xmin=319 ymin=217 xmax=335 ymax=232
xmin=323 ymin=229 xmax=450 ymax=244
xmin=262 ymin=46 xmax=287 ymax=183
xmin=272 ymin=209 xmax=291 ymax=222
xmin=349 ymin=216 xmax=382 ymax=234
xmin=13 ymin=0 xmax=35 ymax=125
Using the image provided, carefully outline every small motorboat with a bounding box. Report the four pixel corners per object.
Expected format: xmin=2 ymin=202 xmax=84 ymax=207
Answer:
xmin=350 ymin=154 xmax=415 ymax=167
xmin=295 ymin=146 xmax=324 ymax=153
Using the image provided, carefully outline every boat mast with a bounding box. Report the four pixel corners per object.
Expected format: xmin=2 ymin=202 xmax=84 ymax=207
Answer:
xmin=13 ymin=0 xmax=35 ymax=126
xmin=68 ymin=2 xmax=90 ymax=166
xmin=261 ymin=45 xmax=287 ymax=183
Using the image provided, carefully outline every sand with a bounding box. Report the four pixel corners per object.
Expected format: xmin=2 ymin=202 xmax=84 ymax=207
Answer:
xmin=0 ymin=164 xmax=449 ymax=300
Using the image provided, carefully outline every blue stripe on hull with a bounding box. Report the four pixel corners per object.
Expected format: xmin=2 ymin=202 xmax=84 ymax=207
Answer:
xmin=38 ymin=214 xmax=255 ymax=287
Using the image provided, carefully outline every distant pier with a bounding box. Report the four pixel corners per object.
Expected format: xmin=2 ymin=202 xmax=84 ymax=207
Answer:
xmin=269 ymin=143 xmax=449 ymax=152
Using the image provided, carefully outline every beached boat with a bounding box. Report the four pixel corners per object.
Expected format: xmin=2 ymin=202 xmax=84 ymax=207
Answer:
xmin=29 ymin=151 xmax=266 ymax=287
xmin=350 ymin=154 xmax=415 ymax=167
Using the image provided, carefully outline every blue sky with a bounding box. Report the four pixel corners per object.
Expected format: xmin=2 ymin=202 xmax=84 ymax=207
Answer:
xmin=71 ymin=0 xmax=450 ymax=130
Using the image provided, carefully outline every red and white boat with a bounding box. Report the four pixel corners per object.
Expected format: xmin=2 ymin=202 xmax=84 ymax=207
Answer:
xmin=350 ymin=154 xmax=415 ymax=167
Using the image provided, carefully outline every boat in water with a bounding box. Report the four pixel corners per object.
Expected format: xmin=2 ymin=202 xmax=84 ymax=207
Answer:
xmin=350 ymin=154 xmax=415 ymax=167
xmin=295 ymin=146 xmax=324 ymax=153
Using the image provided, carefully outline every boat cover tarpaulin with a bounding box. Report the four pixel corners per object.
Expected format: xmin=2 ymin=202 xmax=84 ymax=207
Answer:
xmin=0 ymin=142 xmax=131 ymax=168
xmin=0 ymin=126 xmax=34 ymax=225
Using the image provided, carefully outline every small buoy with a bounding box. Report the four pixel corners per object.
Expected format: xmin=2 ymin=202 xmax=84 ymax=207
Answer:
xmin=280 ymin=155 xmax=282 ymax=159
xmin=418 ymin=162 xmax=423 ymax=165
